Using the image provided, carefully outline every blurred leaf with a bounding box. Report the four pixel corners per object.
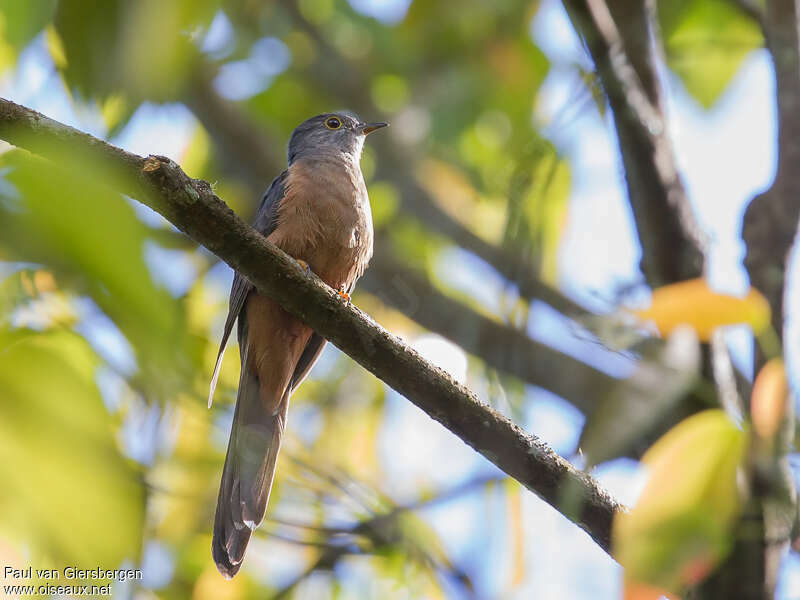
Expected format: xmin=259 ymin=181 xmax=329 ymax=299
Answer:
xmin=100 ymin=93 xmax=130 ymax=137
xmin=371 ymin=74 xmax=410 ymax=113
xmin=394 ymin=1 xmax=549 ymax=172
xmin=505 ymin=478 xmax=524 ymax=588
xmin=248 ymin=76 xmax=329 ymax=136
xmin=0 ymin=328 xmax=144 ymax=567
xmin=150 ymin=400 xmax=219 ymax=544
xmin=306 ymin=367 xmax=386 ymax=481
xmin=633 ymin=278 xmax=771 ymax=341
xmin=387 ymin=216 xmax=445 ymax=273
xmin=180 ymin=124 xmax=213 ymax=179
xmin=297 ymin=0 xmax=334 ymax=26
xmin=0 ymin=0 xmax=56 ymax=73
xmin=0 ymin=269 xmax=34 ymax=325
xmin=658 ymin=0 xmax=762 ymax=108
xmin=416 ymin=159 xmax=506 ymax=243
xmin=613 ymin=409 xmax=747 ymax=592
xmin=193 ymin=563 xmax=247 ymax=600
xmin=0 ymin=149 xmax=187 ymax=398
xmin=44 ymin=23 xmax=66 ymax=67
xmin=503 ymin=142 xmax=570 ymax=284
xmin=117 ymin=0 xmax=204 ymax=101
xmin=580 ymin=325 xmax=701 ymax=467
xmin=52 ymin=0 xmax=121 ymax=97
xmin=368 ymin=181 xmax=400 ymax=228
xmin=751 ymin=358 xmax=789 ymax=441
xmin=365 ymin=510 xmax=463 ymax=596
xmin=624 ymin=581 xmax=680 ymax=600
xmin=53 ymin=0 xmax=219 ymax=118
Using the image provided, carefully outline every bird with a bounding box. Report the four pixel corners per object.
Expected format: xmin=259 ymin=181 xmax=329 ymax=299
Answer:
xmin=207 ymin=113 xmax=387 ymax=578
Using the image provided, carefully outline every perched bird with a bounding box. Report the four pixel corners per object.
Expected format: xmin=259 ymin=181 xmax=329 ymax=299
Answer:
xmin=207 ymin=113 xmax=387 ymax=578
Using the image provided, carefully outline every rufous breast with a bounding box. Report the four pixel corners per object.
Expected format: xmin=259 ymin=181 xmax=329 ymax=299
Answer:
xmin=268 ymin=157 xmax=374 ymax=290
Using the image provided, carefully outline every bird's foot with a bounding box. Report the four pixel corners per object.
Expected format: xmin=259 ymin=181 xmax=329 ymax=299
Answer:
xmin=337 ymin=286 xmax=351 ymax=305
xmin=295 ymin=258 xmax=311 ymax=275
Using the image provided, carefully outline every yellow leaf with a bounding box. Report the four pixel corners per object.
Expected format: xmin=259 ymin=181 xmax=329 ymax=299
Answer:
xmin=193 ymin=565 xmax=245 ymax=600
xmin=751 ymin=358 xmax=789 ymax=440
xmin=0 ymin=329 xmax=144 ymax=568
xmin=32 ymin=269 xmax=56 ymax=294
xmin=100 ymin=93 xmax=128 ymax=134
xmin=505 ymin=479 xmax=524 ymax=587
xmin=45 ymin=24 xmax=67 ymax=69
xmin=180 ymin=124 xmax=212 ymax=179
xmin=633 ymin=279 xmax=770 ymax=341
xmin=613 ymin=410 xmax=747 ymax=592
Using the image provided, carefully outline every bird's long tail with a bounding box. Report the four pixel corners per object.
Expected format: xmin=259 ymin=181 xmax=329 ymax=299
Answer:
xmin=212 ymin=356 xmax=288 ymax=579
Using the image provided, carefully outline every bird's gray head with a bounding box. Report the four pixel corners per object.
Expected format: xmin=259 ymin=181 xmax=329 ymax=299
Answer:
xmin=287 ymin=113 xmax=388 ymax=164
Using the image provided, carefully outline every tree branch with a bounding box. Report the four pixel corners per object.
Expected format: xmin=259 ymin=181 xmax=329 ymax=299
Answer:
xmin=0 ymin=97 xmax=623 ymax=553
xmin=724 ymin=0 xmax=800 ymax=596
xmin=564 ymin=0 xmax=708 ymax=286
xmin=743 ymin=0 xmax=800 ymax=343
xmin=362 ymin=245 xmax=617 ymax=414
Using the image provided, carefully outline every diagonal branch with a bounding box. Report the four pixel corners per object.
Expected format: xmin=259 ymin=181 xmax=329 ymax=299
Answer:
xmin=0 ymin=97 xmax=623 ymax=553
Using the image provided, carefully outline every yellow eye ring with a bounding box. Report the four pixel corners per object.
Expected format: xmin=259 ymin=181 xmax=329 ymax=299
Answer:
xmin=325 ymin=117 xmax=342 ymax=129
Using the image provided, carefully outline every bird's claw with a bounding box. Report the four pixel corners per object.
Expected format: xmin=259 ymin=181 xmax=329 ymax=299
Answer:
xmin=337 ymin=287 xmax=351 ymax=305
xmin=295 ymin=259 xmax=311 ymax=275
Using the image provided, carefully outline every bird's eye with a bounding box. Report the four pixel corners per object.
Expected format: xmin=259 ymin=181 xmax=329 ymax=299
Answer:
xmin=325 ymin=117 xmax=342 ymax=130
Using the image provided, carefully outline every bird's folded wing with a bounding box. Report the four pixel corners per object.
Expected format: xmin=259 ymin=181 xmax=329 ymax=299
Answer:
xmin=208 ymin=170 xmax=288 ymax=407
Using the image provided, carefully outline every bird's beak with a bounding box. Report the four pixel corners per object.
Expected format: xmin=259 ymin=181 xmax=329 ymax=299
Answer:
xmin=360 ymin=122 xmax=389 ymax=135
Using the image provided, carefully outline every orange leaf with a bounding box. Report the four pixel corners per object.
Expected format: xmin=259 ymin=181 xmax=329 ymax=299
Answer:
xmin=751 ymin=358 xmax=789 ymax=440
xmin=624 ymin=580 xmax=680 ymax=600
xmin=633 ymin=279 xmax=770 ymax=341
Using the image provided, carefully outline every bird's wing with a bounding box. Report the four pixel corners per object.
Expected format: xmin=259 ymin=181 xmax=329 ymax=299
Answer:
xmin=208 ymin=171 xmax=288 ymax=408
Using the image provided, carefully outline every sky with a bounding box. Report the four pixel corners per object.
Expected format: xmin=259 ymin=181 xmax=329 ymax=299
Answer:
xmin=1 ymin=0 xmax=798 ymax=598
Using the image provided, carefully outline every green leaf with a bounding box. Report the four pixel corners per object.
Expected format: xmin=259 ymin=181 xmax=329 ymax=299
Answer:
xmin=519 ymin=150 xmax=569 ymax=284
xmin=0 ymin=0 xmax=56 ymax=73
xmin=0 ymin=149 xmax=187 ymax=399
xmin=501 ymin=139 xmax=570 ymax=284
xmin=52 ymin=0 xmax=122 ymax=98
xmin=658 ymin=0 xmax=763 ymax=108
xmin=613 ymin=409 xmax=748 ymax=591
xmin=53 ymin=0 xmax=220 ymax=108
xmin=0 ymin=328 xmax=144 ymax=568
